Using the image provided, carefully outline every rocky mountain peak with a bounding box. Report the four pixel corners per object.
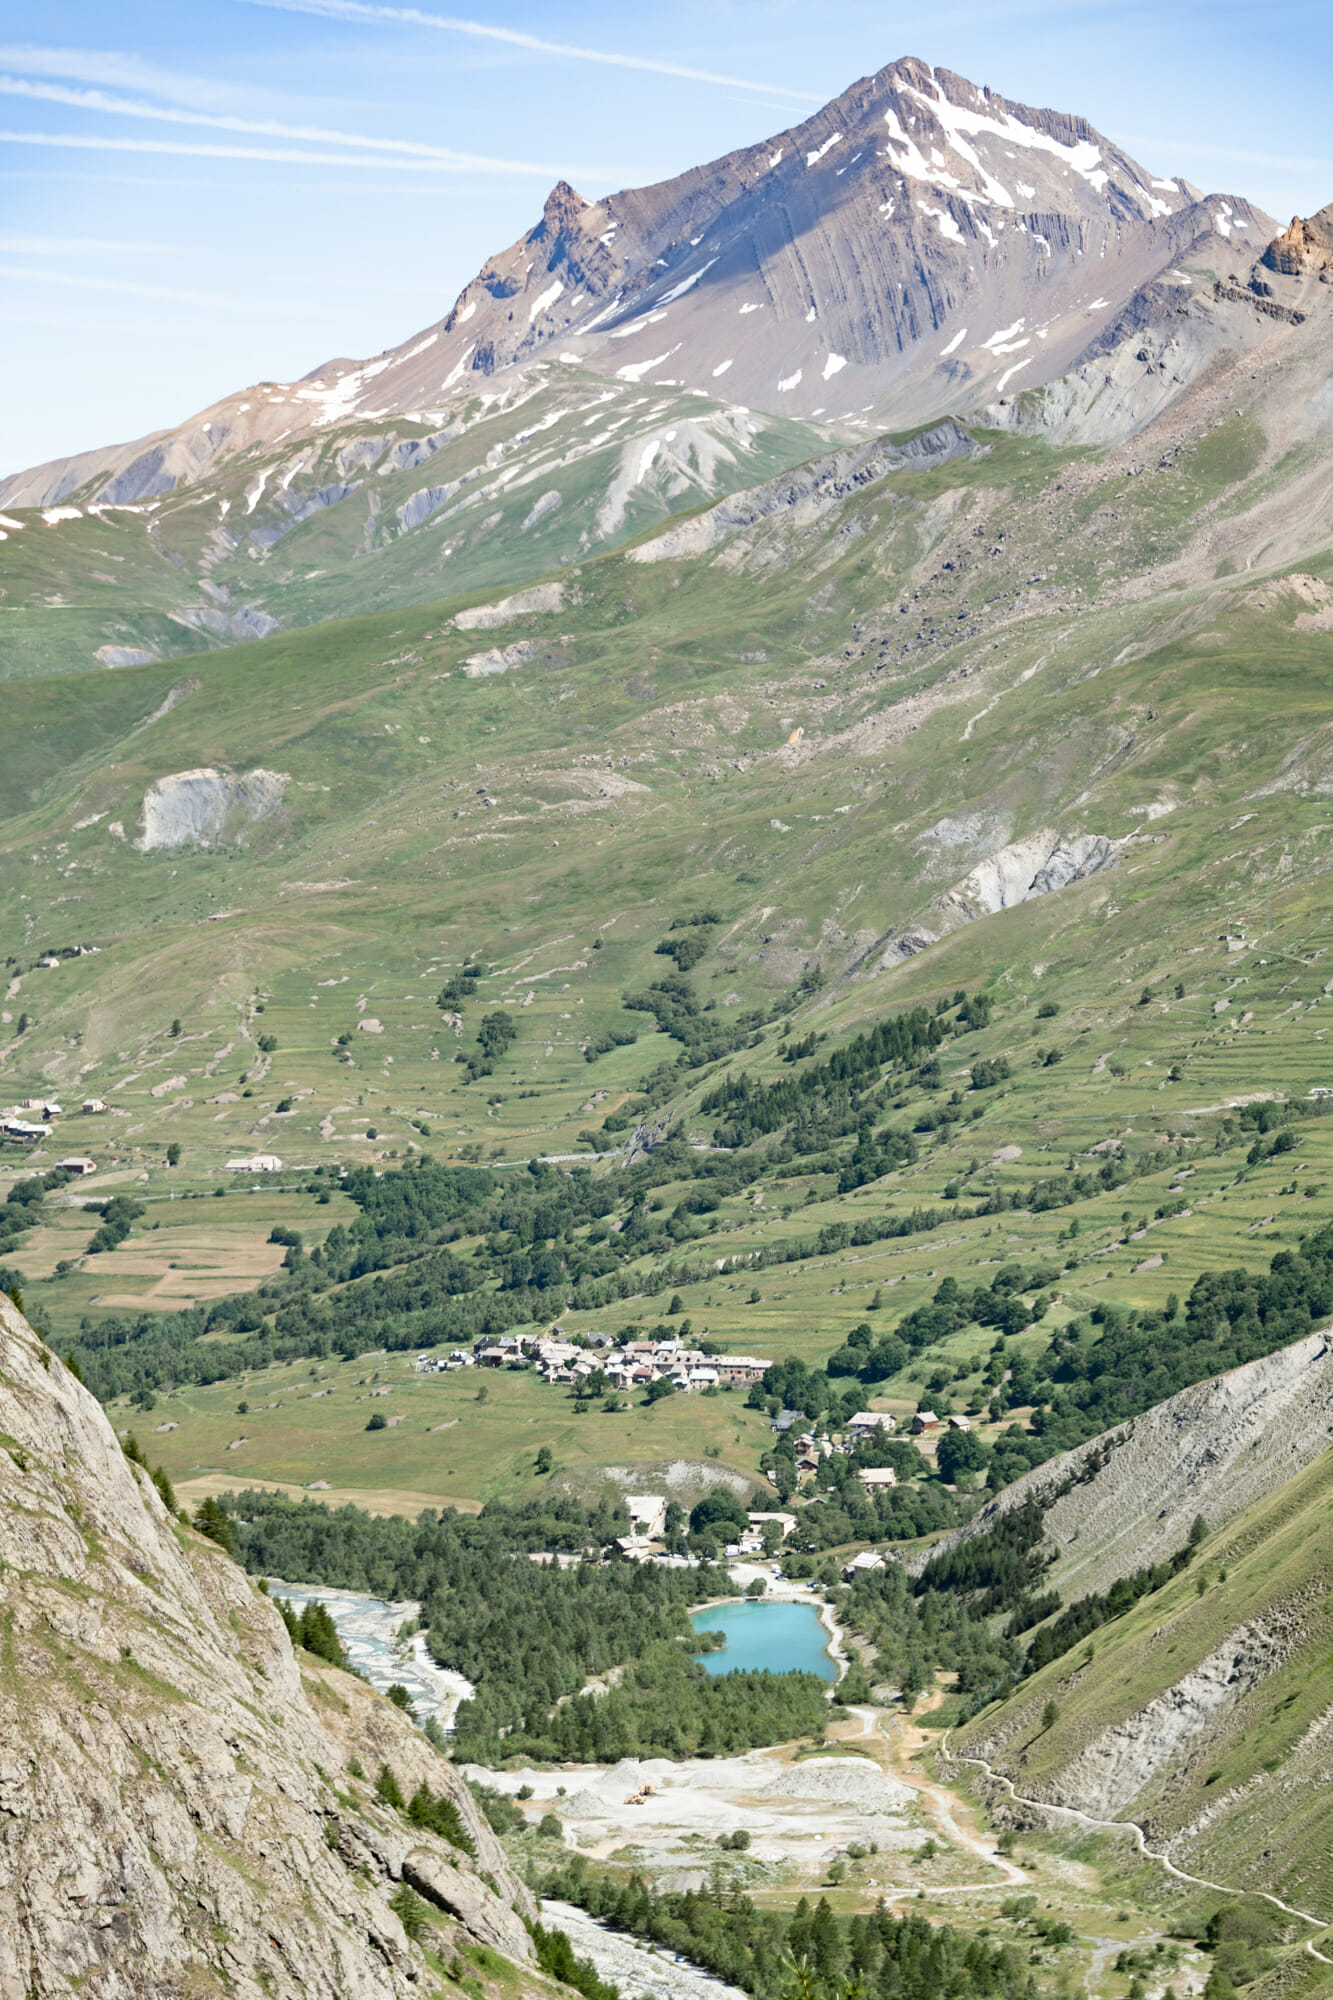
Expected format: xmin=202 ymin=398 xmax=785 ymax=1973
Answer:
xmin=311 ymin=55 xmax=1276 ymax=429
xmin=0 ymin=1294 xmax=535 ymax=1997
xmin=539 ymin=178 xmax=590 ymax=232
xmin=0 ymin=56 xmax=1278 ymax=511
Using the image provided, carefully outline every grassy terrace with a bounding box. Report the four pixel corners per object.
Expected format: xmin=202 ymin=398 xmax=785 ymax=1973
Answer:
xmin=4 ymin=394 xmax=1333 ymax=1518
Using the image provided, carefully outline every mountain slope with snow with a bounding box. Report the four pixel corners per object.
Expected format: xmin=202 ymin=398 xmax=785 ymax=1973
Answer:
xmin=2 ymin=56 xmax=1272 ymax=520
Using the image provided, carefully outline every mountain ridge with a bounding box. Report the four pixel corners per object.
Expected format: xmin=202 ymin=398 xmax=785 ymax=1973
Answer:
xmin=0 ymin=55 xmax=1273 ymax=512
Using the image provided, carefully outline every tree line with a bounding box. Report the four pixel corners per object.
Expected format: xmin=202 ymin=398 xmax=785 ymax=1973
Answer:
xmin=219 ymin=1489 xmax=825 ymax=1762
xmin=540 ymin=1857 xmax=1038 ymax=2000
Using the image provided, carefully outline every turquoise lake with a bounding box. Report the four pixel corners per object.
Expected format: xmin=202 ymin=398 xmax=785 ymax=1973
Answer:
xmin=690 ymin=1599 xmax=837 ymax=1682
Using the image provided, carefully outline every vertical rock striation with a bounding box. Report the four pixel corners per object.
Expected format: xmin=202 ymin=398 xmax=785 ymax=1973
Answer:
xmin=0 ymin=1295 xmax=535 ymax=1999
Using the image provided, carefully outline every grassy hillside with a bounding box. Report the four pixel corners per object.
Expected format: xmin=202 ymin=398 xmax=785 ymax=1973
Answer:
xmin=954 ymin=1448 xmax=1333 ymax=1940
xmin=5 ymin=331 xmax=1333 ymax=1526
xmin=0 ymin=371 xmax=835 ymax=680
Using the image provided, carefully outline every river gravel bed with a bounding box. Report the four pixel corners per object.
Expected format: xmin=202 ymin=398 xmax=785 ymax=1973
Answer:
xmin=267 ymin=1582 xmax=473 ymax=1727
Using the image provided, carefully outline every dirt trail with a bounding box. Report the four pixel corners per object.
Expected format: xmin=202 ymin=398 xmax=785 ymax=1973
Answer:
xmin=835 ymin=1700 xmax=1026 ymax=1891
xmin=944 ymin=1733 xmax=1328 ymax=1932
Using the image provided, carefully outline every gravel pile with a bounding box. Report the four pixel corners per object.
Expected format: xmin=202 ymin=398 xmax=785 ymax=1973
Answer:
xmin=761 ymin=1757 xmax=915 ymax=1812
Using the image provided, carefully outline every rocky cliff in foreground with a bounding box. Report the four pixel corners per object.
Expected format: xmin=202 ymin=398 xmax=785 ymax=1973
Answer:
xmin=0 ymin=1295 xmax=537 ymax=2000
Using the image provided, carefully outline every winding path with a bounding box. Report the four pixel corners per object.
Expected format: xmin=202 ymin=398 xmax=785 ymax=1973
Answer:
xmin=942 ymin=1732 xmax=1329 ymax=1934
xmin=841 ymin=1704 xmax=1027 ymax=1892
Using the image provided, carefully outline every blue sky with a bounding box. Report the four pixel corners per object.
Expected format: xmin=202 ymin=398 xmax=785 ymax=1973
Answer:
xmin=3 ymin=1 xmax=1331 ymax=476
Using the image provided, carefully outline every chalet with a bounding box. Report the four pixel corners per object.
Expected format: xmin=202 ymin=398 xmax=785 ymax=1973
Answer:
xmin=55 ymin=1156 xmax=96 ymax=1177
xmin=81 ymin=1098 xmax=108 ymax=1115
xmin=2 ymin=1119 xmax=45 ymax=1141
xmin=856 ymin=1467 xmax=898 ymax=1488
xmin=771 ymin=1410 xmax=800 ymax=1433
xmin=842 ymin=1549 xmax=885 ymax=1581
xmin=910 ymin=1411 xmax=940 ymax=1435
xmin=846 ymin=1411 xmax=896 ymax=1438
xmin=613 ymin=1535 xmax=659 ymax=1561
xmin=747 ymin=1510 xmax=796 ymax=1539
xmin=946 ymin=1414 xmax=971 ymax=1430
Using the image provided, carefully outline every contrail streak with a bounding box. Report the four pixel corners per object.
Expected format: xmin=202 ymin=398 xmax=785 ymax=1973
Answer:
xmin=240 ymin=0 xmax=821 ymax=102
xmin=0 ymin=75 xmax=583 ymax=174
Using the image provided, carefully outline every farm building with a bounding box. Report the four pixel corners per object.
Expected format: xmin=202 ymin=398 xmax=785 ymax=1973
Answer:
xmin=846 ymin=1412 xmax=896 ymax=1437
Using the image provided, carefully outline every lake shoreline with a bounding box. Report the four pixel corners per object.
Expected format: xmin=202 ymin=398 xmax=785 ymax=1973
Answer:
xmin=689 ymin=1591 xmax=843 ymax=1685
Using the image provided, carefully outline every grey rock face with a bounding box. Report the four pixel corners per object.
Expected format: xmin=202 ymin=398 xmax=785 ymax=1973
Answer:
xmin=280 ymin=479 xmax=362 ymax=524
xmin=174 ymin=605 xmax=281 ymax=641
xmin=135 ymin=766 xmax=288 ymax=849
xmin=386 ymin=430 xmax=455 ymax=471
xmin=397 ymin=481 xmax=463 ymax=530
xmin=97 ymin=444 xmax=178 ymax=504
xmin=0 ymin=1295 xmax=534 ymax=1999
xmin=922 ymin=1331 xmax=1333 ymax=1602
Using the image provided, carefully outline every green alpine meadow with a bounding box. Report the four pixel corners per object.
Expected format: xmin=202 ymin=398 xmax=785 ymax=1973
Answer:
xmin=2 ymin=43 xmax=1332 ymax=2000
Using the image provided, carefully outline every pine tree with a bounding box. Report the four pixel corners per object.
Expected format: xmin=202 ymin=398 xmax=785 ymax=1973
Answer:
xmin=193 ymin=1496 xmax=235 ymax=1555
xmin=375 ymin=1764 xmax=405 ymax=1810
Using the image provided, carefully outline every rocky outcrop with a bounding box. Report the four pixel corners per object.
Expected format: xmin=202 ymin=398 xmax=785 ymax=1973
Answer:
xmin=1261 ymin=204 xmax=1333 ymax=277
xmin=629 ymin=423 xmax=974 ymax=566
xmin=136 ymin=767 xmax=288 ymax=849
xmin=1049 ymin=1622 xmax=1285 ymax=1820
xmin=452 ymin=580 xmax=565 ymax=630
xmin=943 ymin=829 xmax=1115 ymax=921
xmin=0 ymin=1295 xmax=534 ymax=1998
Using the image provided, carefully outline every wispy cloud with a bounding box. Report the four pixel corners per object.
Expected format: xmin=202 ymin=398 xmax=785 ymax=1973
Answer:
xmin=0 ymin=42 xmax=278 ymax=112
xmin=0 ymin=75 xmax=580 ymax=174
xmin=240 ymin=0 xmax=821 ymax=102
xmin=0 ymin=263 xmax=277 ymax=309
xmin=0 ymin=232 xmax=191 ymax=253
xmin=0 ymin=128 xmax=556 ymax=170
